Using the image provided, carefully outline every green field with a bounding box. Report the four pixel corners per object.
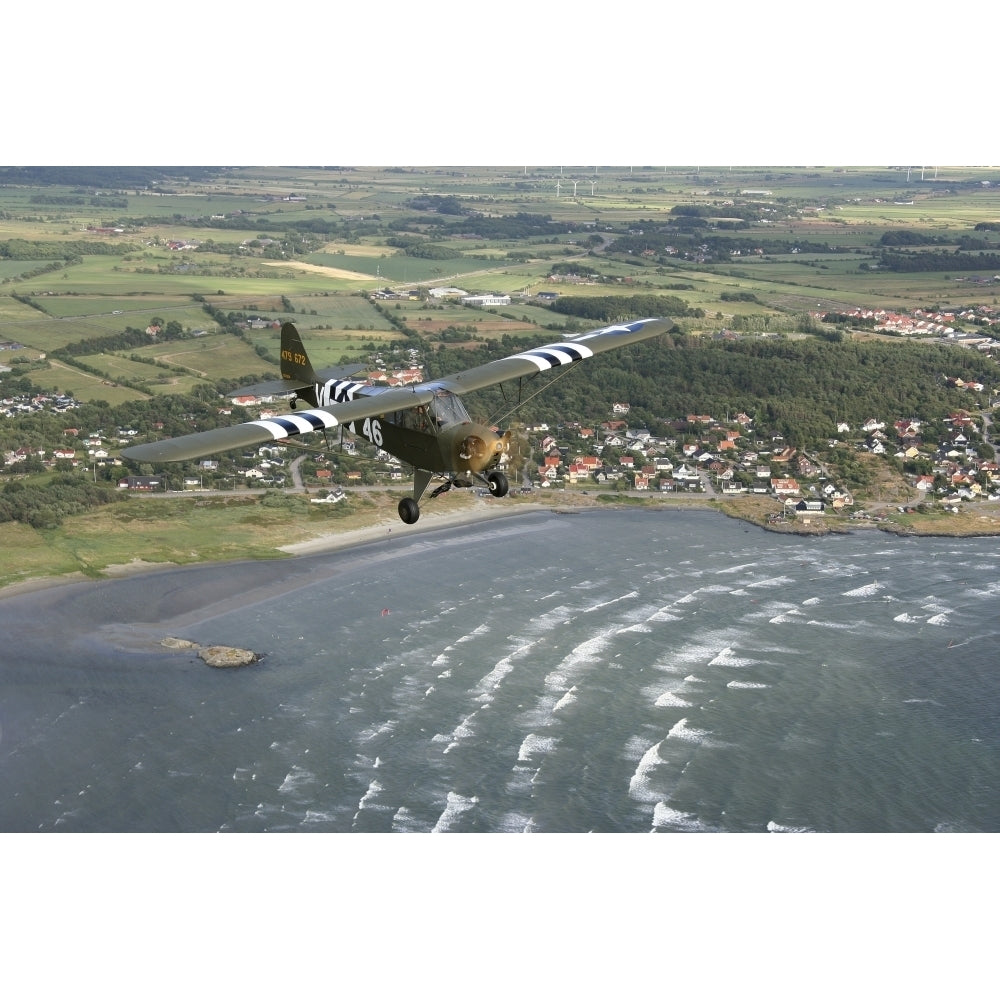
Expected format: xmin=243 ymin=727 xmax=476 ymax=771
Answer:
xmin=3 ymin=163 xmax=1000 ymax=405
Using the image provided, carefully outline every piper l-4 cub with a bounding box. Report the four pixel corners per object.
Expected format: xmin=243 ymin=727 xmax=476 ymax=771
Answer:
xmin=122 ymin=317 xmax=670 ymax=524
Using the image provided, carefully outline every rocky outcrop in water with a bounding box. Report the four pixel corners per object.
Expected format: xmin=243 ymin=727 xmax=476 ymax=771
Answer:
xmin=161 ymin=637 xmax=259 ymax=668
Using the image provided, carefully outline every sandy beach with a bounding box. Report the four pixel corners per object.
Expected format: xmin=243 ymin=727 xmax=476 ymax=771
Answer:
xmin=0 ymin=500 xmax=560 ymax=659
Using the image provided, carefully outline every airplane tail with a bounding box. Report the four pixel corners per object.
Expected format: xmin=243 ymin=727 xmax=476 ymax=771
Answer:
xmin=281 ymin=322 xmax=319 ymax=385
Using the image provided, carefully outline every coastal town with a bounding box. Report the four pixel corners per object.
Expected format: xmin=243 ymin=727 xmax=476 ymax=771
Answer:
xmin=5 ymin=305 xmax=998 ymax=538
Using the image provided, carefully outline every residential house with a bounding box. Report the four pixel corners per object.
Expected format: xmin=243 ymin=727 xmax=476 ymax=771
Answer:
xmin=771 ymin=477 xmax=800 ymax=495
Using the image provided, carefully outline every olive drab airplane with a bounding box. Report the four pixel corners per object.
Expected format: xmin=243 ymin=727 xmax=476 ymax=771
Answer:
xmin=122 ymin=317 xmax=670 ymax=524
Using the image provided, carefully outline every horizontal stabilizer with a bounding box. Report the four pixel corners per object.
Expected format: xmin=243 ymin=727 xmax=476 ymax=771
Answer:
xmin=229 ymin=363 xmax=369 ymax=401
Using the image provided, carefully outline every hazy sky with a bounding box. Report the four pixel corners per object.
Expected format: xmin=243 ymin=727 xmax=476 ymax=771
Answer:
xmin=15 ymin=3 xmax=992 ymax=166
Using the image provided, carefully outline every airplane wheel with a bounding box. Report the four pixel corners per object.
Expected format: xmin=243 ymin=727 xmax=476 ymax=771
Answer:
xmin=487 ymin=471 xmax=509 ymax=497
xmin=398 ymin=497 xmax=420 ymax=524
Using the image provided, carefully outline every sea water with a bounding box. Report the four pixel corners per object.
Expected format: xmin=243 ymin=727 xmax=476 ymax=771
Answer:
xmin=2 ymin=508 xmax=999 ymax=832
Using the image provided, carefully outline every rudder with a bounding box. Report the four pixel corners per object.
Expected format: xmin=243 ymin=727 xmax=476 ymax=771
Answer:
xmin=280 ymin=322 xmax=318 ymax=385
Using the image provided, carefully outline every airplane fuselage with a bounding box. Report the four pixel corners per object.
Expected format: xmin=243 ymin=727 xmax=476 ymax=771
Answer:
xmin=292 ymin=381 xmax=507 ymax=477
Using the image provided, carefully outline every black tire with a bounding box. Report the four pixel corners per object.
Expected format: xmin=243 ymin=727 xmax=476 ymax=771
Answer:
xmin=398 ymin=497 xmax=420 ymax=524
xmin=487 ymin=471 xmax=509 ymax=497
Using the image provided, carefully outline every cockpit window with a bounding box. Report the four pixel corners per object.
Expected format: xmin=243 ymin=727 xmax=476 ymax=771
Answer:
xmin=387 ymin=391 xmax=471 ymax=432
xmin=429 ymin=391 xmax=471 ymax=428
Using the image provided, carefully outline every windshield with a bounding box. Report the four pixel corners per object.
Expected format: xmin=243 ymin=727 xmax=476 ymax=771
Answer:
xmin=429 ymin=390 xmax=471 ymax=428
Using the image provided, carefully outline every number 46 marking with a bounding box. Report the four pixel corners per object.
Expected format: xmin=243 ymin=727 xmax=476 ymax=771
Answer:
xmin=362 ymin=418 xmax=383 ymax=447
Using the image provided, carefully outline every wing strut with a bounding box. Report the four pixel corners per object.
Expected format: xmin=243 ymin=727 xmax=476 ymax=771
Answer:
xmin=486 ymin=360 xmax=582 ymax=427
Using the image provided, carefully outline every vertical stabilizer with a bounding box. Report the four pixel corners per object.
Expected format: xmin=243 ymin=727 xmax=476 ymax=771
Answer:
xmin=281 ymin=322 xmax=319 ymax=385
xmin=280 ymin=322 xmax=319 ymax=406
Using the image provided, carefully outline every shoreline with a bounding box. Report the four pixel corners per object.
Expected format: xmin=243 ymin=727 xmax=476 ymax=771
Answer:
xmin=4 ymin=492 xmax=999 ymax=606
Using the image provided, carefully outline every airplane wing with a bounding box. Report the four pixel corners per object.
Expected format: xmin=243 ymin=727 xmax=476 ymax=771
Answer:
xmin=425 ymin=316 xmax=672 ymax=394
xmin=122 ymin=386 xmax=435 ymax=463
xmin=121 ymin=317 xmax=669 ymax=463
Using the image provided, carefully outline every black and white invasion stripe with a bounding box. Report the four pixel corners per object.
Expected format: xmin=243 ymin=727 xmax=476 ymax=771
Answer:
xmin=248 ymin=409 xmax=340 ymax=441
xmin=510 ymin=341 xmax=595 ymax=371
xmin=318 ymin=379 xmax=368 ymax=406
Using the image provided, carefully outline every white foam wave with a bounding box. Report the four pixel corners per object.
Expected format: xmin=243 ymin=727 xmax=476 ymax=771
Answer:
xmin=648 ymin=610 xmax=683 ymax=622
xmin=842 ymin=581 xmax=884 ymax=598
xmin=709 ymin=647 xmax=758 ymax=668
xmin=668 ymin=717 xmax=709 ymax=743
xmin=357 ymin=779 xmax=389 ymax=811
xmin=544 ymin=628 xmax=616 ymax=691
xmin=471 ymin=656 xmax=516 ymax=699
xmin=715 ymin=561 xmax=758 ymax=575
xmin=727 ymin=680 xmax=770 ymax=689
xmin=628 ymin=741 xmax=664 ymax=802
xmin=518 ymin=733 xmax=558 ymax=760
xmin=278 ymin=765 xmax=315 ymax=795
xmin=802 ymin=596 xmax=822 ymax=606
xmin=767 ymin=820 xmax=814 ymax=833
xmin=358 ymin=719 xmax=398 ymax=743
xmin=455 ymin=623 xmax=491 ymax=643
xmin=583 ymin=590 xmax=639 ymax=613
xmin=926 ymin=613 xmax=949 ymax=626
xmin=769 ymin=613 xmax=804 ymax=624
xmin=496 ymin=812 xmax=533 ymax=833
xmin=654 ymin=691 xmax=693 ymax=708
xmin=746 ymin=574 xmax=796 ymax=590
xmin=652 ymin=803 xmax=709 ymax=831
xmin=432 ymin=791 xmax=479 ymax=832
xmin=443 ymin=711 xmax=480 ymax=753
xmin=893 ymin=612 xmax=922 ymax=623
xmin=302 ymin=810 xmax=336 ymax=825
xmin=553 ymin=687 xmax=579 ymax=713
xmin=391 ymin=806 xmax=425 ymax=832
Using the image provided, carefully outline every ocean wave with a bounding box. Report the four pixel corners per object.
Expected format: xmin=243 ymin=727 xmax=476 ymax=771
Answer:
xmin=583 ymin=590 xmax=639 ymax=613
xmin=746 ymin=574 xmax=797 ymax=590
xmin=926 ymin=613 xmax=950 ymax=626
xmin=668 ymin=717 xmax=710 ymax=743
xmin=652 ymin=803 xmax=710 ymax=831
xmin=454 ymin=622 xmax=491 ymax=644
xmin=470 ymin=656 xmax=516 ymax=699
xmin=518 ymin=733 xmax=558 ymax=760
xmin=628 ymin=740 xmax=664 ymax=802
xmin=769 ymin=612 xmax=805 ymax=624
xmin=391 ymin=807 xmax=426 ymax=832
xmin=553 ymin=687 xmax=579 ymax=713
xmin=278 ymin=764 xmax=316 ymax=795
xmin=709 ymin=647 xmax=758 ymax=668
xmin=806 ymin=619 xmax=860 ymax=631
xmin=432 ymin=791 xmax=480 ymax=832
xmin=766 ymin=820 xmax=814 ymax=833
xmin=496 ymin=812 xmax=533 ymax=833
xmin=357 ymin=779 xmax=389 ymax=812
xmin=647 ymin=609 xmax=683 ymax=622
xmin=727 ymin=681 xmax=770 ymax=689
xmin=654 ymin=690 xmax=693 ymax=708
xmin=714 ymin=561 xmax=759 ymax=576
xmin=842 ymin=581 xmax=884 ymax=598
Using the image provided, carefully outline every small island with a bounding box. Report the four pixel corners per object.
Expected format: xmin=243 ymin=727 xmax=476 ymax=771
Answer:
xmin=161 ymin=636 xmax=259 ymax=668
